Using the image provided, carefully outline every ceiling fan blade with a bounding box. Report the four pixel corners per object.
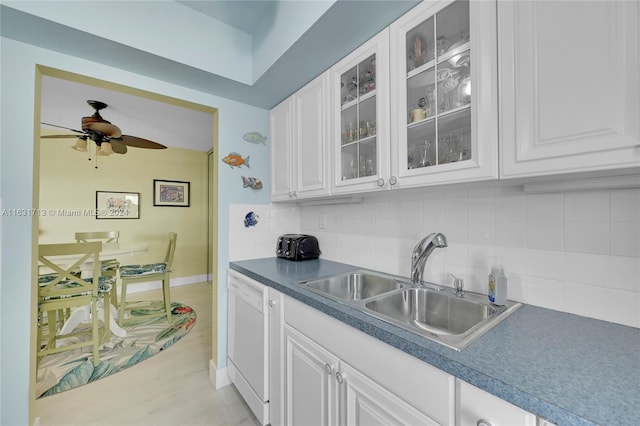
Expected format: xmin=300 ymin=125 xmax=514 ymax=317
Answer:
xmin=116 ymin=135 xmax=167 ymax=149
xmin=41 ymin=122 xmax=85 ymax=134
xmin=110 ymin=139 xmax=128 ymax=154
xmin=41 ymin=134 xmax=81 ymax=139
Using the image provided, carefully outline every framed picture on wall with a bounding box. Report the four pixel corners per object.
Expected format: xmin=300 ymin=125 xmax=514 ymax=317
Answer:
xmin=95 ymin=191 xmax=140 ymax=219
xmin=153 ymin=179 xmax=190 ymax=207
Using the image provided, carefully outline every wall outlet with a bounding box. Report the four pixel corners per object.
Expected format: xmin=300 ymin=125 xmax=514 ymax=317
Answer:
xmin=319 ymin=212 xmax=327 ymax=229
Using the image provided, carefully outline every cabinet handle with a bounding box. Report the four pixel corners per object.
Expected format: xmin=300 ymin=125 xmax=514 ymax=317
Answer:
xmin=389 ymin=176 xmax=397 ymax=186
xmin=288 ymin=191 xmax=293 ymax=198
xmin=325 ymin=363 xmax=333 ymax=375
xmin=335 ymin=371 xmax=344 ymax=384
xmin=377 ymin=178 xmax=385 ymax=187
xmin=292 ymin=190 xmax=298 ymax=197
xmin=477 ymin=420 xmax=492 ymax=426
xmin=268 ymin=299 xmax=275 ymax=308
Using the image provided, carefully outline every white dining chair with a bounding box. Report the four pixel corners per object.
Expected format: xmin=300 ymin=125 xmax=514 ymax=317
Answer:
xmin=117 ymin=232 xmax=177 ymax=326
xmin=75 ymin=231 xmax=120 ymax=305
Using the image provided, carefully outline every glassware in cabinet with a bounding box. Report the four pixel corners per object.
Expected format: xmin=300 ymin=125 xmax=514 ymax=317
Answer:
xmin=391 ymin=0 xmax=499 ymax=187
xmin=406 ymin=16 xmax=435 ymax=72
xmin=438 ymin=108 xmax=471 ymax=164
xmin=332 ymin=27 xmax=390 ymax=194
xmin=403 ymin=0 xmax=471 ymax=172
xmin=339 ymin=54 xmax=378 ymax=182
xmin=407 ymin=120 xmax=436 ymax=170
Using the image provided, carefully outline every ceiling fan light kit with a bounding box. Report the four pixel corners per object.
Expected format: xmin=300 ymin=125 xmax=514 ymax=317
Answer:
xmin=41 ymin=99 xmax=168 ymax=167
xmin=97 ymin=142 xmax=114 ymax=156
xmin=71 ymin=137 xmax=88 ymax=153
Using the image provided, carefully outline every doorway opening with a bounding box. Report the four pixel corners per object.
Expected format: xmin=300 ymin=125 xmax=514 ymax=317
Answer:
xmin=32 ymin=65 xmax=219 ymax=420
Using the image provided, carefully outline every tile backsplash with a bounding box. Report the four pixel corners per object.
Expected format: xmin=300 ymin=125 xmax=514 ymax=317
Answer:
xmin=230 ymin=184 xmax=640 ymax=328
xmin=229 ymin=203 xmax=300 ymax=261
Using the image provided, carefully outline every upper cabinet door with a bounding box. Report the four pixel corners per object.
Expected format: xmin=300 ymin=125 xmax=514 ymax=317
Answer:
xmin=499 ymin=1 xmax=640 ymax=178
xmin=331 ymin=28 xmax=390 ymax=194
xmin=389 ymin=0 xmax=499 ymax=189
xmin=271 ymin=97 xmax=295 ymax=201
xmin=294 ymin=70 xmax=331 ymax=199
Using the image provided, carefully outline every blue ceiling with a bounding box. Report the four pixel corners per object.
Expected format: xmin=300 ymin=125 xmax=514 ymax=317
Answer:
xmin=177 ymin=0 xmax=274 ymax=36
xmin=1 ymin=1 xmax=420 ymax=109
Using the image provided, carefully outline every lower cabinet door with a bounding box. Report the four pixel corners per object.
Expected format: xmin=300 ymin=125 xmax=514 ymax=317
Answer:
xmin=283 ymin=324 xmax=340 ymax=426
xmin=457 ymin=380 xmax=537 ymax=426
xmin=340 ymin=362 xmax=440 ymax=426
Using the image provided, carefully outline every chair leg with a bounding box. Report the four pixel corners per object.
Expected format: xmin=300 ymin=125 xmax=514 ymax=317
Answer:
xmin=162 ymin=274 xmax=172 ymax=324
xmin=37 ymin=311 xmax=44 ymax=368
xmin=103 ymin=291 xmax=111 ymax=341
xmin=110 ymin=280 xmax=118 ymax=308
xmin=118 ymin=279 xmax=128 ymax=327
xmin=91 ymin=298 xmax=100 ymax=366
xmin=48 ymin=310 xmax=57 ymax=349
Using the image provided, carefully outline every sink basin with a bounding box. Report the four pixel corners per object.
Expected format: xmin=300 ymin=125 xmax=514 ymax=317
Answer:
xmin=297 ymin=268 xmax=521 ymax=351
xmin=363 ymin=288 xmax=521 ymax=350
xmin=365 ymin=288 xmax=495 ymax=336
xmin=298 ymin=270 xmax=408 ymax=301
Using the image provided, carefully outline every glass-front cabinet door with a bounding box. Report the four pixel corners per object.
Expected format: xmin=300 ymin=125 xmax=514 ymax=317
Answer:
xmin=390 ymin=0 xmax=499 ymax=188
xmin=332 ymin=28 xmax=390 ymax=194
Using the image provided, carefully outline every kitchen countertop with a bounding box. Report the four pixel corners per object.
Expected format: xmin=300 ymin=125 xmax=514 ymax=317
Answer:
xmin=229 ymin=258 xmax=640 ymax=426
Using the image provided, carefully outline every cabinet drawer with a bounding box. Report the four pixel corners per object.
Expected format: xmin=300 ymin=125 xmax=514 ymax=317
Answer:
xmin=457 ymin=379 xmax=536 ymax=426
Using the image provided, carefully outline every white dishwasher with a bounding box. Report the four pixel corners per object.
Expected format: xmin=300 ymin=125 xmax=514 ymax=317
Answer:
xmin=227 ymin=270 xmax=269 ymax=425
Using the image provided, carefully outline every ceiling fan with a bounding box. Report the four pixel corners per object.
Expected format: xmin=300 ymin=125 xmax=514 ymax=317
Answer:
xmin=41 ymin=100 xmax=167 ymax=157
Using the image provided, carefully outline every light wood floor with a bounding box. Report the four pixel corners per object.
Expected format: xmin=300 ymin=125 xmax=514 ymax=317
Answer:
xmin=35 ymin=282 xmax=261 ymax=426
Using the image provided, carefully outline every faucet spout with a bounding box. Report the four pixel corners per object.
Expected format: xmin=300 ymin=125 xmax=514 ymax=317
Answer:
xmin=411 ymin=233 xmax=448 ymax=285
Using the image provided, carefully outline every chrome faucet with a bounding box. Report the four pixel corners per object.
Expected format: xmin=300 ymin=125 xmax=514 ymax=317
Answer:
xmin=411 ymin=233 xmax=448 ymax=285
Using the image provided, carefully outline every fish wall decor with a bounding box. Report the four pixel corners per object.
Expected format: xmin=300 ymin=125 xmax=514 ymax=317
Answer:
xmin=244 ymin=211 xmax=259 ymax=228
xmin=243 ymin=132 xmax=268 ymax=145
xmin=242 ymin=176 xmax=263 ymax=190
xmin=222 ymin=152 xmax=250 ymax=169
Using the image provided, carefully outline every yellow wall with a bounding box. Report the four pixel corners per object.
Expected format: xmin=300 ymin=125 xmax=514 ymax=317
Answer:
xmin=38 ymin=135 xmax=209 ymax=279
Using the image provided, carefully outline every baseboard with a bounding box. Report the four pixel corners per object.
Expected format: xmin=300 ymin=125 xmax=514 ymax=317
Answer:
xmin=209 ymin=359 xmax=231 ymax=389
xmin=127 ymin=274 xmax=209 ymax=294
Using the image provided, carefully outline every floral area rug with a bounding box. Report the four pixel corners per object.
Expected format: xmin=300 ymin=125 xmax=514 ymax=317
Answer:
xmin=36 ymin=300 xmax=196 ymax=398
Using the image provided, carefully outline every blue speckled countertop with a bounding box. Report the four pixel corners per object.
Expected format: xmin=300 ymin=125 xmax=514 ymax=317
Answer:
xmin=229 ymin=258 xmax=640 ymax=426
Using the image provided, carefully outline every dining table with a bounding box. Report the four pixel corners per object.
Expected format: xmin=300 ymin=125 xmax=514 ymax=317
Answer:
xmin=39 ymin=242 xmax=150 ymax=339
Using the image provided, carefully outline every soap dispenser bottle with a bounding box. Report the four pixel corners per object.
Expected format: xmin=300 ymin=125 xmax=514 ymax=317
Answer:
xmin=488 ymin=257 xmax=507 ymax=305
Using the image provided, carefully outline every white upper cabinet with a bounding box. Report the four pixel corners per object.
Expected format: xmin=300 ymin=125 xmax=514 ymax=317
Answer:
xmin=498 ymin=0 xmax=640 ymax=179
xmin=331 ymin=28 xmax=391 ymax=194
xmin=271 ymin=71 xmax=331 ymax=202
xmin=294 ymin=70 xmax=331 ymax=198
xmin=389 ymin=0 xmax=499 ymax=189
xmin=271 ymin=97 xmax=294 ymax=201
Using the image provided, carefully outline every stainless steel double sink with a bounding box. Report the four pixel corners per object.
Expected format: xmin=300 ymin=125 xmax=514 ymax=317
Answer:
xmin=297 ymin=269 xmax=521 ymax=351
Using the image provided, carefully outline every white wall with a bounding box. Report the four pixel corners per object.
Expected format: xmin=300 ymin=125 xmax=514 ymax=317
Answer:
xmin=299 ymin=183 xmax=640 ymax=328
xmin=0 ymin=36 xmax=269 ymax=425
